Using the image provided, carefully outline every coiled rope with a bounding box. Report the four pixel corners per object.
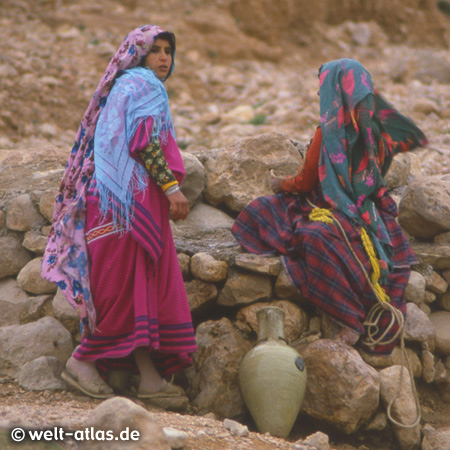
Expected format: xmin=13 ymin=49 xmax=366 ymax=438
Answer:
xmin=307 ymin=199 xmax=421 ymax=429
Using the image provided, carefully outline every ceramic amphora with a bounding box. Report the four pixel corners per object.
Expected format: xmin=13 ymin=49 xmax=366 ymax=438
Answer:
xmin=239 ymin=306 xmax=307 ymax=439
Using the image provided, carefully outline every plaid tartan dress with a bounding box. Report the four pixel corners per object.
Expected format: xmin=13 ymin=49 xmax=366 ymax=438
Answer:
xmin=231 ymin=187 xmax=417 ymax=355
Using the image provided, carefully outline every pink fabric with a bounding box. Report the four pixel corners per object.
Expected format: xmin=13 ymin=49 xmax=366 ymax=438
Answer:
xmin=130 ymin=116 xmax=185 ymax=181
xmin=127 ymin=117 xmax=185 ymax=262
xmin=41 ymin=26 xmax=170 ymax=336
xmin=74 ymin=177 xmax=196 ymax=376
xmin=73 ymin=118 xmax=196 ymax=376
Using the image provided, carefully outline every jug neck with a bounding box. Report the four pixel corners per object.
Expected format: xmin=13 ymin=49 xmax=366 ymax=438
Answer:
xmin=256 ymin=306 xmax=286 ymax=342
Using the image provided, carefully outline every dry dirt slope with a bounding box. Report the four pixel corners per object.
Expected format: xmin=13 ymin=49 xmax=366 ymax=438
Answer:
xmin=0 ymin=0 xmax=449 ymax=149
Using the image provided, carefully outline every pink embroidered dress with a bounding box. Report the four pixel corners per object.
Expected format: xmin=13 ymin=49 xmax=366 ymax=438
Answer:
xmin=41 ymin=25 xmax=196 ymax=377
xmin=78 ymin=117 xmax=195 ymax=376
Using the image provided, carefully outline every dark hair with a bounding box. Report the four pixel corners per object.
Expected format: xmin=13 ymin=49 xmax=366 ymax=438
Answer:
xmin=154 ymin=31 xmax=176 ymax=56
xmin=139 ymin=31 xmax=176 ymax=80
xmin=317 ymin=64 xmax=323 ymax=78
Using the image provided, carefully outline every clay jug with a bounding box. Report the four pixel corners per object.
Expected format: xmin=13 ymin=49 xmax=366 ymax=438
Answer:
xmin=239 ymin=306 xmax=307 ymax=439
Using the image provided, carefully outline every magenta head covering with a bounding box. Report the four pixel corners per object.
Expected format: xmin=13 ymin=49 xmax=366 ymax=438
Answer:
xmin=41 ymin=25 xmax=174 ymax=336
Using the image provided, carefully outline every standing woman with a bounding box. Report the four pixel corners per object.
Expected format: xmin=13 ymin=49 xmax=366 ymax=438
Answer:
xmin=232 ymin=58 xmax=427 ymax=355
xmin=42 ymin=25 xmax=197 ymax=400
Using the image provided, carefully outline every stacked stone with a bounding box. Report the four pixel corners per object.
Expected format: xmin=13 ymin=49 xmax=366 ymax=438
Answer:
xmin=0 ymin=133 xmax=449 ymax=450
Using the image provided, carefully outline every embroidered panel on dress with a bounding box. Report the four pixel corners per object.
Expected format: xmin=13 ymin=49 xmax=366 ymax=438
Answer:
xmin=86 ymin=222 xmax=124 ymax=244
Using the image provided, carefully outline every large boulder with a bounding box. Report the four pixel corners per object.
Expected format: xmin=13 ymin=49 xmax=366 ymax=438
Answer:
xmin=171 ymin=201 xmax=239 ymax=260
xmin=235 ymin=300 xmax=308 ymax=343
xmin=359 ymin=346 xmax=422 ymax=379
xmin=234 ymin=254 xmax=281 ymax=276
xmin=300 ymin=339 xmax=380 ymax=434
xmin=0 ymin=146 xmax=67 ymax=201
xmin=422 ymin=426 xmax=450 ymax=450
xmin=275 ymin=266 xmax=308 ymax=304
xmin=0 ymin=278 xmax=29 ymax=326
xmin=52 ymin=288 xmax=80 ymax=335
xmin=379 ymin=365 xmax=421 ymax=450
xmin=17 ymin=257 xmax=57 ymax=295
xmin=39 ymin=188 xmax=59 ymax=222
xmin=399 ymin=175 xmax=450 ymax=239
xmin=404 ymin=271 xmax=426 ymax=305
xmin=403 ymin=302 xmax=435 ymax=344
xmin=0 ymin=235 xmax=32 ymax=279
xmin=186 ymin=318 xmax=251 ymax=419
xmin=17 ymin=356 xmax=66 ymax=391
xmin=190 ymin=252 xmax=228 ymax=282
xmin=204 ymin=132 xmax=302 ymax=212
xmin=385 ymin=153 xmax=411 ymax=190
xmin=0 ymin=145 xmax=66 ymax=184
xmin=5 ymin=193 xmax=43 ymax=232
xmin=0 ymin=316 xmax=73 ymax=377
xmin=217 ymin=269 xmax=272 ymax=307
xmin=180 ymin=151 xmax=206 ymax=208
xmin=410 ymin=241 xmax=450 ymax=270
xmin=185 ymin=279 xmax=218 ymax=315
xmin=429 ymin=311 xmax=450 ymax=355
xmin=22 ymin=230 xmax=48 ymax=255
xmin=81 ymin=396 xmax=170 ymax=450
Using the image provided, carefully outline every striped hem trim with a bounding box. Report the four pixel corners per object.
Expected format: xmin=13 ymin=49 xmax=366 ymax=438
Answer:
xmin=74 ymin=317 xmax=197 ymax=361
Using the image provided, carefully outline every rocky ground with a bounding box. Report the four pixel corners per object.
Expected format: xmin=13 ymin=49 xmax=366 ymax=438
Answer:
xmin=1 ymin=377 xmax=450 ymax=450
xmin=0 ymin=381 xmax=298 ymax=450
xmin=1 ymin=0 xmax=450 ymax=449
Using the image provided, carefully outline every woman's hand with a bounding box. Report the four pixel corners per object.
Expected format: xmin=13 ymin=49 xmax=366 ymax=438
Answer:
xmin=167 ymin=190 xmax=189 ymax=221
xmin=270 ymin=174 xmax=283 ymax=194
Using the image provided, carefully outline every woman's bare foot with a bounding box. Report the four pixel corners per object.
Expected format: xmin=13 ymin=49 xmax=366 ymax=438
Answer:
xmin=335 ymin=327 xmax=360 ymax=346
xmin=66 ymin=356 xmax=99 ymax=381
xmin=133 ymin=347 xmax=166 ymax=394
xmin=138 ymin=377 xmax=167 ymax=394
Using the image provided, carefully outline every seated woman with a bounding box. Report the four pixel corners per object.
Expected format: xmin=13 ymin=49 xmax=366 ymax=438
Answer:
xmin=232 ymin=58 xmax=427 ymax=355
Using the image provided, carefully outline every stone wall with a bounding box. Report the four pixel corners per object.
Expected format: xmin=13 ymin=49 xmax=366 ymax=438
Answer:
xmin=1 ymin=133 xmax=450 ymax=450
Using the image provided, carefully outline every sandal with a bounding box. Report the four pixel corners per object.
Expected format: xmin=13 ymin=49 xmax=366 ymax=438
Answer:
xmin=137 ymin=382 xmax=185 ymax=399
xmin=61 ymin=368 xmax=115 ymax=399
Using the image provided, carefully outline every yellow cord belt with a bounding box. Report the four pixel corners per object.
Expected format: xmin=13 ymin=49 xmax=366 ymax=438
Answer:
xmin=309 ymin=205 xmax=389 ymax=303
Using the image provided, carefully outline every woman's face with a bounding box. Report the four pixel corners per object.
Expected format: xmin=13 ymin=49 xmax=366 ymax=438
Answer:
xmin=144 ymin=38 xmax=173 ymax=80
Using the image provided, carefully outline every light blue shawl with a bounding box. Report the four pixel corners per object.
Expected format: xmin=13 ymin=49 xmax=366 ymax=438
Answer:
xmin=93 ymin=66 xmax=174 ymax=228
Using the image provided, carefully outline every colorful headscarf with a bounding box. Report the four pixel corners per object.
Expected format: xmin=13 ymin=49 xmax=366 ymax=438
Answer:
xmin=318 ymin=58 xmax=427 ymax=280
xmin=41 ymin=25 xmax=175 ymax=336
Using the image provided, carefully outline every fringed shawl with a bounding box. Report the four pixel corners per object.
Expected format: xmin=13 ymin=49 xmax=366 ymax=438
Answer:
xmin=41 ymin=25 xmax=174 ymax=336
xmin=93 ymin=67 xmax=174 ymax=230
